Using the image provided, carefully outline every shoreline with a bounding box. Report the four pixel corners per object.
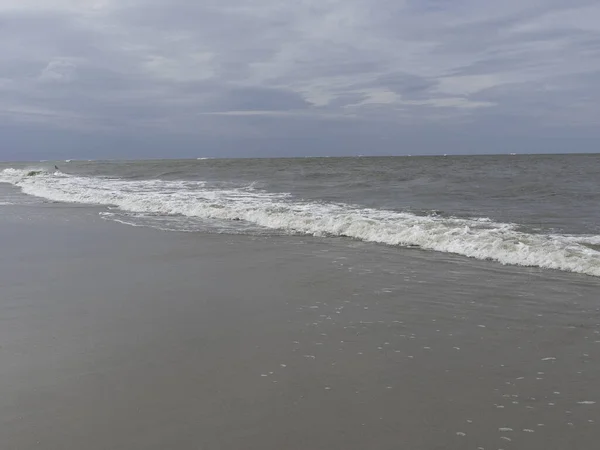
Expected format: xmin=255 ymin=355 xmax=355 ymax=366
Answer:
xmin=1 ymin=205 xmax=599 ymax=449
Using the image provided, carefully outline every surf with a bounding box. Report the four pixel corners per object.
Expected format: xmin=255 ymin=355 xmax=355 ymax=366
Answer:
xmin=1 ymin=167 xmax=599 ymax=277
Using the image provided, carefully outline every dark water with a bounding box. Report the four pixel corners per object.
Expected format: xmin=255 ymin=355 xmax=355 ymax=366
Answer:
xmin=9 ymin=154 xmax=600 ymax=233
xmin=1 ymin=154 xmax=600 ymax=276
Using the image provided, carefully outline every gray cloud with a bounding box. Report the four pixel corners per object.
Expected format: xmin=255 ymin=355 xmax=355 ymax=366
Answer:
xmin=207 ymin=87 xmax=311 ymax=112
xmin=1 ymin=0 xmax=600 ymax=158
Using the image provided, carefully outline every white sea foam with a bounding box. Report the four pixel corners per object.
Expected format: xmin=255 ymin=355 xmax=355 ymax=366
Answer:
xmin=2 ymin=168 xmax=600 ymax=277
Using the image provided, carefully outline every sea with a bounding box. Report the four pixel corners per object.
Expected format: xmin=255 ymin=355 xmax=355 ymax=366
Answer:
xmin=2 ymin=154 xmax=600 ymax=449
xmin=1 ymin=154 xmax=600 ymax=277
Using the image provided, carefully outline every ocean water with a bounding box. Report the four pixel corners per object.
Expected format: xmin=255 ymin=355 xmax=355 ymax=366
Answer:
xmin=2 ymin=155 xmax=600 ymax=450
xmin=1 ymin=154 xmax=600 ymax=277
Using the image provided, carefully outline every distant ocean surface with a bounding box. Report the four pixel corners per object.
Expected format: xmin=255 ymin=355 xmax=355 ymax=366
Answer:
xmin=1 ymin=155 xmax=600 ymax=277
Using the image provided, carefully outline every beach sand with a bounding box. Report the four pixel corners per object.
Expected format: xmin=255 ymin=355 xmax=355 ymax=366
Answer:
xmin=1 ymin=204 xmax=599 ymax=449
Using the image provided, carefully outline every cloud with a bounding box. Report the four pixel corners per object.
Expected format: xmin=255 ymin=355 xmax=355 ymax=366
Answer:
xmin=206 ymin=87 xmax=311 ymax=112
xmin=38 ymin=59 xmax=78 ymax=83
xmin=1 ymin=0 xmax=600 ymax=157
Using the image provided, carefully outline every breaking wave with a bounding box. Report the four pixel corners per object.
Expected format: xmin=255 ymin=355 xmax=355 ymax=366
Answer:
xmin=1 ymin=167 xmax=599 ymax=277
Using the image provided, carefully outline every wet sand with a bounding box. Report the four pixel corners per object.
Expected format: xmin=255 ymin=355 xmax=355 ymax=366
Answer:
xmin=1 ymin=205 xmax=599 ymax=450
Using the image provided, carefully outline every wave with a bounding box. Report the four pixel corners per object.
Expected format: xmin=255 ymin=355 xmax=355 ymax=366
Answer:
xmin=2 ymin=167 xmax=600 ymax=277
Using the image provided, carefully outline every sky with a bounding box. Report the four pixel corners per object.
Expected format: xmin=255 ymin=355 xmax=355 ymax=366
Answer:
xmin=1 ymin=0 xmax=600 ymax=160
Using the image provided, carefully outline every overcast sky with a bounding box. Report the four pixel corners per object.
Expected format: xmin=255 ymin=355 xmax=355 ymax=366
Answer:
xmin=1 ymin=0 xmax=600 ymax=160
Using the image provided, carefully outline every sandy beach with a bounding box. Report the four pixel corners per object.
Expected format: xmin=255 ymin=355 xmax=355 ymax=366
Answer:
xmin=1 ymin=203 xmax=600 ymax=450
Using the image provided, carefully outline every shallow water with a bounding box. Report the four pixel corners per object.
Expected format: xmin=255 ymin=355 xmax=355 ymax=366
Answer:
xmin=1 ymin=203 xmax=599 ymax=450
xmin=2 ymin=155 xmax=600 ymax=276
